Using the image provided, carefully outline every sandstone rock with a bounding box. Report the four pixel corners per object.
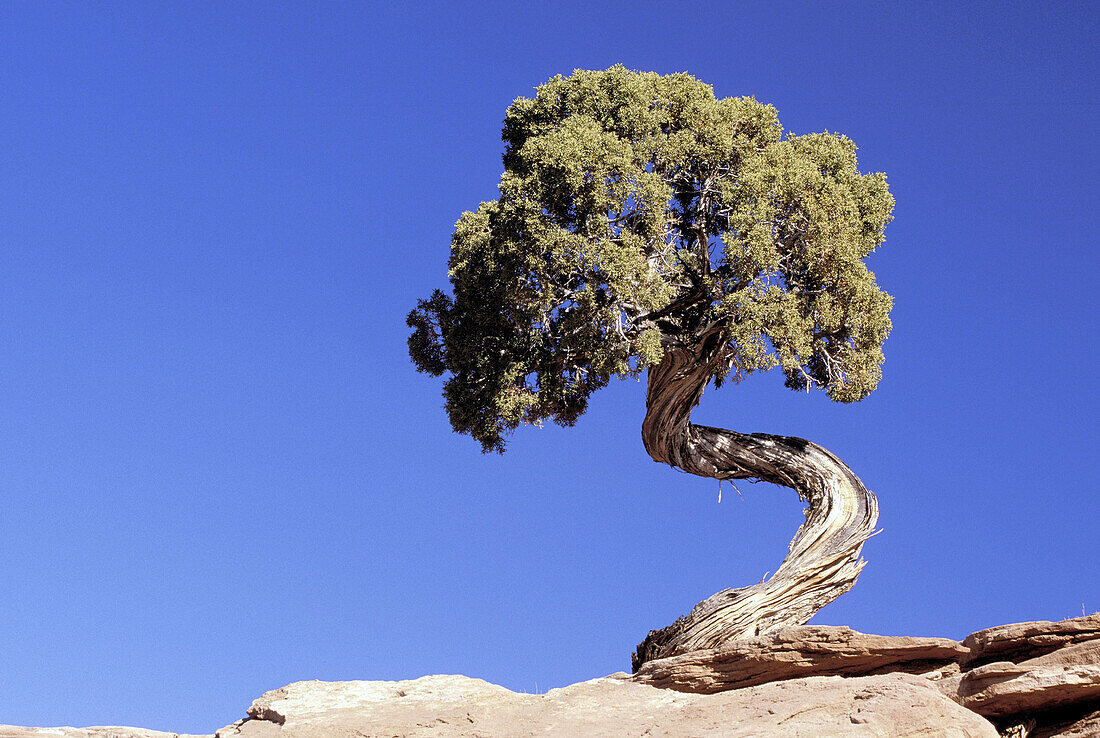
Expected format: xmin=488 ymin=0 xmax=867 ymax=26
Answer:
xmin=244 ymin=675 xmax=517 ymax=725
xmin=936 ymin=625 xmax=1100 ymax=720
xmin=14 ymin=617 xmax=1100 ymax=737
xmin=632 ymin=624 xmax=967 ymax=693
xmin=1023 ymin=639 xmax=1100 ymax=669
xmin=0 ymin=727 xmax=208 ymax=738
xmin=962 ymin=614 xmax=1100 ymax=667
xmin=213 ymin=672 xmax=997 ymax=737
xmin=953 ymin=662 xmax=1100 ymax=717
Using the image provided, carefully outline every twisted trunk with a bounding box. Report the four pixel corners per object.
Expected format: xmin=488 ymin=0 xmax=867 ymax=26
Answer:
xmin=632 ymin=338 xmax=879 ymax=671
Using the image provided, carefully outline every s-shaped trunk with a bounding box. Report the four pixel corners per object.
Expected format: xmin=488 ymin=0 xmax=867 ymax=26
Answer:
xmin=632 ymin=339 xmax=879 ymax=671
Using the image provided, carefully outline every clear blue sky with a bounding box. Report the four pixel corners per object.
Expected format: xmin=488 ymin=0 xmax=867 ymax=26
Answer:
xmin=0 ymin=1 xmax=1096 ymax=732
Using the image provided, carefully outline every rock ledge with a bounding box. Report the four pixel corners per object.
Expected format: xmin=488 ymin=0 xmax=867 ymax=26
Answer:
xmin=4 ymin=614 xmax=1097 ymax=738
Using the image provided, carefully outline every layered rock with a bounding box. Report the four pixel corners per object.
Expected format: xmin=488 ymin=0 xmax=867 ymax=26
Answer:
xmin=934 ymin=621 xmax=1100 ymax=735
xmin=214 ymin=672 xmax=996 ymax=738
xmin=628 ymin=614 xmax=1100 ymax=736
xmin=632 ymin=624 xmax=967 ymax=693
xmin=5 ymin=614 xmax=1098 ymax=738
xmin=0 ymin=728 xmax=206 ymax=738
xmin=963 ymin=615 xmax=1100 ymax=668
xmin=944 ymin=646 xmax=1100 ymax=717
xmin=207 ymin=615 xmax=1099 ymax=736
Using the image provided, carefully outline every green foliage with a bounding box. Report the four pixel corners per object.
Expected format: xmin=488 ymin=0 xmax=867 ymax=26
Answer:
xmin=409 ymin=66 xmax=894 ymax=452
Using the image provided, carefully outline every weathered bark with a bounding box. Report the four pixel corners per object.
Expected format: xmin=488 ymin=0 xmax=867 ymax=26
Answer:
xmin=632 ymin=337 xmax=879 ymax=671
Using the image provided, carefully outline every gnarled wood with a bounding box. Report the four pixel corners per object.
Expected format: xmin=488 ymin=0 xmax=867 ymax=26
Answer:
xmin=632 ymin=340 xmax=879 ymax=670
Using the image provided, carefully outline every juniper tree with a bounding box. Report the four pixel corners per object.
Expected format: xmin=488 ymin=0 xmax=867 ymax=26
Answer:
xmin=408 ymin=67 xmax=894 ymax=669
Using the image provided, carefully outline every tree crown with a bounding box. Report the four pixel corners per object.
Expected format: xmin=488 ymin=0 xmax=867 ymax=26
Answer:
xmin=409 ymin=67 xmax=894 ymax=452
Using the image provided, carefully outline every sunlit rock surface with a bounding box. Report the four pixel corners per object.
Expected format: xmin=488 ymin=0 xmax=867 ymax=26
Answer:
xmin=4 ymin=614 xmax=1097 ymax=738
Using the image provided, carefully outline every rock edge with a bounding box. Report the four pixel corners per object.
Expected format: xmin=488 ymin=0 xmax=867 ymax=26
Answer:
xmin=4 ymin=613 xmax=1097 ymax=738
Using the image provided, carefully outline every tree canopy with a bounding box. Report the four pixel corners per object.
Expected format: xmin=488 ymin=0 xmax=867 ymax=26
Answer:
xmin=409 ymin=66 xmax=894 ymax=452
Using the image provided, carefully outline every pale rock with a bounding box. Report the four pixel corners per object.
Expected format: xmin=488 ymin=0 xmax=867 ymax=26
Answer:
xmin=12 ymin=616 xmax=1100 ymax=737
xmin=0 ymin=727 xmax=207 ymax=738
xmin=632 ymin=624 xmax=967 ymax=693
xmin=938 ymin=626 xmax=1100 ymax=719
xmin=1023 ymin=638 xmax=1100 ymax=669
xmin=962 ymin=613 xmax=1100 ymax=667
xmin=214 ymin=672 xmax=997 ymax=737
xmin=245 ymin=675 xmax=516 ymax=724
xmin=953 ymin=662 xmax=1100 ymax=717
